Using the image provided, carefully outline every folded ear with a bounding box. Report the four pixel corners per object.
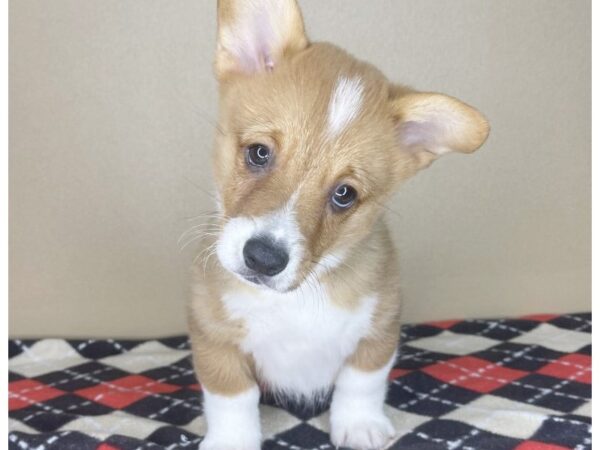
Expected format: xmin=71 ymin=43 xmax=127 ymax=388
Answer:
xmin=215 ymin=0 xmax=308 ymax=79
xmin=390 ymin=91 xmax=490 ymax=170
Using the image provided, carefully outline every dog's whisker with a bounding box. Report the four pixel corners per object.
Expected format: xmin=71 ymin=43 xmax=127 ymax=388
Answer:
xmin=184 ymin=212 xmax=225 ymax=222
xmin=183 ymin=176 xmax=222 ymax=203
xmin=178 ymin=223 xmax=222 ymax=237
xmin=177 ymin=228 xmax=221 ymax=246
xmin=179 ymin=233 xmax=219 ymax=253
xmin=199 ymin=243 xmax=219 ymax=276
xmin=179 ymin=231 xmax=220 ymax=244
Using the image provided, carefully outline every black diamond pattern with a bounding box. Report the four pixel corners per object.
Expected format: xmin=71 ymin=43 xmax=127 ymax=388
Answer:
xmin=9 ymin=313 xmax=591 ymax=449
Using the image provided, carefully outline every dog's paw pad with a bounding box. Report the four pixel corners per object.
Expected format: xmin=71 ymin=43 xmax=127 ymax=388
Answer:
xmin=330 ymin=414 xmax=395 ymax=450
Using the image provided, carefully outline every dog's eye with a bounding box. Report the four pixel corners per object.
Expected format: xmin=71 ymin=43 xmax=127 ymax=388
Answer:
xmin=246 ymin=143 xmax=272 ymax=168
xmin=331 ymin=184 xmax=357 ymax=210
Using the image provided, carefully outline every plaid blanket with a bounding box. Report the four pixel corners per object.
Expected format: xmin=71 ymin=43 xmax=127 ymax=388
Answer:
xmin=9 ymin=313 xmax=591 ymax=450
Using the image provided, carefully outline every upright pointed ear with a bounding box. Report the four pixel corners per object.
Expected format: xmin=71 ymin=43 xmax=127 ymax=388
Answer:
xmin=215 ymin=0 xmax=308 ymax=79
xmin=390 ymin=91 xmax=490 ymax=170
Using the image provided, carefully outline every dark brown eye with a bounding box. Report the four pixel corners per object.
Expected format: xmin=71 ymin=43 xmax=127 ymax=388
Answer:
xmin=331 ymin=184 xmax=357 ymax=210
xmin=246 ymin=143 xmax=272 ymax=168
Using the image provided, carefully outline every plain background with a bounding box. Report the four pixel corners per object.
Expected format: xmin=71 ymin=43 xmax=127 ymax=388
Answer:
xmin=9 ymin=0 xmax=590 ymax=338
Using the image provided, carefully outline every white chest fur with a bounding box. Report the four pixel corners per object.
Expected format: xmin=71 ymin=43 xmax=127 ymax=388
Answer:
xmin=222 ymin=286 xmax=376 ymax=399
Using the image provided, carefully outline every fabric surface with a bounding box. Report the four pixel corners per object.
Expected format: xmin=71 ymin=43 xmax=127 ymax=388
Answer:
xmin=9 ymin=313 xmax=591 ymax=450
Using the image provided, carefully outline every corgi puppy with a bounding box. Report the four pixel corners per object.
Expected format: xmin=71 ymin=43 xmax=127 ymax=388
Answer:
xmin=188 ymin=1 xmax=489 ymax=449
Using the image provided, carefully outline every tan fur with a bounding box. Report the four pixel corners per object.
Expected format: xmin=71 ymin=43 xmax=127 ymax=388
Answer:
xmin=189 ymin=0 xmax=489 ymax=397
xmin=188 ymin=244 xmax=255 ymax=395
xmin=328 ymin=220 xmax=403 ymax=372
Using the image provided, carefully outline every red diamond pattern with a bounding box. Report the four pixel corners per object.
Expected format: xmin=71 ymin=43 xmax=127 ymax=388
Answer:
xmin=520 ymin=314 xmax=560 ymax=322
xmin=8 ymin=314 xmax=590 ymax=449
xmin=388 ymin=368 xmax=410 ymax=380
xmin=537 ymin=354 xmax=591 ymax=384
xmin=514 ymin=441 xmax=572 ymax=450
xmin=96 ymin=445 xmax=123 ymax=450
xmin=9 ymin=379 xmax=66 ymax=410
xmin=75 ymin=375 xmax=180 ymax=409
xmin=425 ymin=319 xmax=461 ymax=329
xmin=423 ymin=356 xmax=529 ymax=393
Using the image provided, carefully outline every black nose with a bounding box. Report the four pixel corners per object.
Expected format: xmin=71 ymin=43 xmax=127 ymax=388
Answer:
xmin=243 ymin=237 xmax=289 ymax=277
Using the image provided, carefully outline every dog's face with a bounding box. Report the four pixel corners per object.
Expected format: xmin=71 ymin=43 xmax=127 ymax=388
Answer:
xmin=212 ymin=0 xmax=489 ymax=292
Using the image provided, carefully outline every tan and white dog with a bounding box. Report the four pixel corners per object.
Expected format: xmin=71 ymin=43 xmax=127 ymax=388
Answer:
xmin=188 ymin=1 xmax=489 ymax=449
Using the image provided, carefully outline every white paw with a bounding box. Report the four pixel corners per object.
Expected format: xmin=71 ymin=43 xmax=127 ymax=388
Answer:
xmin=199 ymin=434 xmax=261 ymax=450
xmin=330 ymin=413 xmax=395 ymax=450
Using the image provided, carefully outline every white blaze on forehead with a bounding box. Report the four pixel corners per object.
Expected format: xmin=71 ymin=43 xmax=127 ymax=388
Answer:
xmin=327 ymin=76 xmax=364 ymax=138
xmin=271 ymin=189 xmax=300 ymax=240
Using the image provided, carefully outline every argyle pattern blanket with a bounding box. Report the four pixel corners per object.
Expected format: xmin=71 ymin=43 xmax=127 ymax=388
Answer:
xmin=9 ymin=313 xmax=591 ymax=450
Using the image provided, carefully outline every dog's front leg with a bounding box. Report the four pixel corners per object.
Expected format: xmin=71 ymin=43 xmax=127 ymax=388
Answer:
xmin=330 ymin=338 xmax=397 ymax=450
xmin=201 ymin=385 xmax=261 ymax=450
xmin=190 ymin=331 xmax=261 ymax=450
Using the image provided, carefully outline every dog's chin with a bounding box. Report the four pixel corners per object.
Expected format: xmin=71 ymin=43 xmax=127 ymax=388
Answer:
xmin=217 ymin=254 xmax=305 ymax=294
xmin=233 ymin=271 xmax=294 ymax=294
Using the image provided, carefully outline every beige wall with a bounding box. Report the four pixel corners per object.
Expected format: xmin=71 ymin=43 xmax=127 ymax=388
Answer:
xmin=10 ymin=0 xmax=590 ymax=338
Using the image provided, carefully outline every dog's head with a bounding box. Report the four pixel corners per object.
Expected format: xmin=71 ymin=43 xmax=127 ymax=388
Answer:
xmin=212 ymin=0 xmax=489 ymax=292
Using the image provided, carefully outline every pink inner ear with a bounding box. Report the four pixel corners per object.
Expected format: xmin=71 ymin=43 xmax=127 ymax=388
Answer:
xmin=397 ymin=121 xmax=439 ymax=152
xmin=230 ymin=8 xmax=277 ymax=73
